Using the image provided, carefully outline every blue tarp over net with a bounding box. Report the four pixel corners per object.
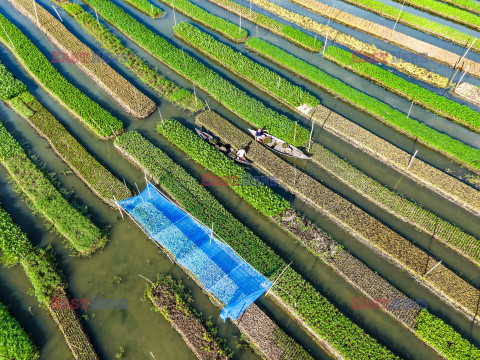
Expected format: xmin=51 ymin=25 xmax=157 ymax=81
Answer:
xmin=119 ymin=183 xmax=272 ymax=321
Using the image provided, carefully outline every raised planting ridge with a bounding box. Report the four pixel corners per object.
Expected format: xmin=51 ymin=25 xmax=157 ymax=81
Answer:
xmin=158 ymin=115 xmax=480 ymax=359
xmin=156 ymin=0 xmax=248 ymax=42
xmin=81 ymin=0 xmax=309 ymax=146
xmin=54 ymin=1 xmax=204 ymax=112
xmin=114 ymin=130 xmax=401 ymax=359
xmin=9 ymin=0 xmax=156 ymax=118
xmin=205 ymin=0 xmax=323 ymax=51
xmin=0 ymin=119 xmax=106 ymax=255
xmin=0 ymin=204 xmax=99 ymax=359
xmin=0 ymin=61 xmax=130 ymax=206
xmin=0 ymin=13 xmax=123 ymax=138
xmin=197 ymin=111 xmax=480 ymax=326
xmin=245 ymin=37 xmax=480 ymax=175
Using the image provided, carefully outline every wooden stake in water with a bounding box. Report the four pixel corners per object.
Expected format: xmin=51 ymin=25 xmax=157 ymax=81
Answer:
xmin=113 ymin=195 xmax=124 ymax=219
xmin=424 ymin=260 xmax=442 ymax=277
xmin=181 ymin=47 xmax=187 ymax=69
xmin=392 ymin=0 xmax=406 ymax=32
xmin=239 ymin=13 xmax=242 ymax=34
xmin=0 ymin=22 xmax=16 ymax=50
xmin=158 ymin=107 xmax=164 ymax=126
xmin=313 ymin=34 xmax=317 ymax=50
xmin=193 ymin=83 xmax=198 ymax=107
xmin=150 ymin=352 xmax=158 ymax=360
xmin=33 ymin=0 xmax=40 ymax=27
xmin=249 ymin=0 xmax=252 ymax=15
xmin=407 ymin=149 xmax=418 ymax=170
xmin=151 ymin=4 xmax=154 ymax=15
xmin=52 ymin=5 xmax=63 ymax=23
xmin=458 ymin=38 xmax=476 ymax=68
xmin=173 ymin=2 xmax=177 ymax=26
xmin=293 ymin=121 xmax=297 ymax=145
xmin=135 ymin=182 xmax=141 ymax=195
xmin=406 ymin=99 xmax=414 ymax=120
xmin=205 ymin=100 xmax=211 ymax=111
xmin=95 ymin=8 xmax=100 ymax=27
xmin=319 ymin=28 xmax=330 ymax=70
xmin=308 ymin=118 xmax=314 ymax=153
xmin=455 ymin=63 xmax=471 ymax=90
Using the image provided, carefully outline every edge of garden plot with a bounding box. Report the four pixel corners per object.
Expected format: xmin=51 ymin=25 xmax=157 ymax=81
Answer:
xmin=245 ymin=43 xmax=480 ymax=177
xmin=0 ymin=38 xmax=124 ymax=140
xmin=157 ymin=0 xmax=249 ymax=43
xmin=206 ymin=0 xmax=321 ymax=52
xmin=6 ymin=95 xmax=130 ymax=207
xmin=113 ymin=142 xmax=328 ymax=360
xmin=9 ymin=0 xmax=157 ymax=119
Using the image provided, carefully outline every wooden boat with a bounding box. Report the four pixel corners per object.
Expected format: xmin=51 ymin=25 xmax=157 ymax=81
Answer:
xmin=195 ymin=128 xmax=252 ymax=166
xmin=248 ymin=130 xmax=309 ymax=160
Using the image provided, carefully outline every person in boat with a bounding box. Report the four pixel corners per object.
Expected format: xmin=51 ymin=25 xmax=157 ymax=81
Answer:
xmin=255 ymin=128 xmax=266 ymax=142
xmin=236 ymin=148 xmax=247 ymax=161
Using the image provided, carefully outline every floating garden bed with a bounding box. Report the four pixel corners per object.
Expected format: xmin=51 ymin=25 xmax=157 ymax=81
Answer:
xmin=0 ymin=301 xmax=38 ymax=360
xmin=439 ymin=0 xmax=480 ymax=16
xmin=197 ymin=111 xmax=480 ymax=326
xmin=120 ymin=0 xmax=163 ymax=18
xmin=0 ymin=204 xmax=99 ymax=360
xmin=244 ymin=0 xmax=450 ymax=88
xmin=114 ymin=130 xmax=400 ymax=360
xmin=0 ymin=13 xmax=123 ymax=139
xmin=156 ymin=0 xmax=248 ymax=42
xmin=9 ymin=0 xmax=156 ymax=119
xmin=246 ymin=38 xmax=480 ymax=175
xmin=206 ymin=0 xmax=322 ymax=51
xmin=56 ymin=1 xmax=203 ymax=112
xmin=0 ymin=120 xmax=105 ymax=255
xmin=81 ymin=0 xmax=309 ymax=146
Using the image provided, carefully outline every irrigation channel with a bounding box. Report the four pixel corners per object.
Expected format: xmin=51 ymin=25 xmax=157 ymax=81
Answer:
xmin=0 ymin=0 xmax=479 ymax=358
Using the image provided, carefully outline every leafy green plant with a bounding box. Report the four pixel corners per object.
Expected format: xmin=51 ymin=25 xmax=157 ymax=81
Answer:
xmin=0 ymin=302 xmax=39 ymax=360
xmin=121 ymin=0 xmax=163 ymax=18
xmin=0 ymin=13 xmax=123 ymax=138
xmin=157 ymin=0 xmax=248 ymax=41
xmin=0 ymin=63 xmax=26 ymax=100
xmin=245 ymin=37 xmax=480 ymax=172
xmin=81 ymin=0 xmax=308 ymax=146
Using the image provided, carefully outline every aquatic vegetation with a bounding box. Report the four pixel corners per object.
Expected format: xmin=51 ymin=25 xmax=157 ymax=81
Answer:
xmin=81 ymin=0 xmax=309 ymax=146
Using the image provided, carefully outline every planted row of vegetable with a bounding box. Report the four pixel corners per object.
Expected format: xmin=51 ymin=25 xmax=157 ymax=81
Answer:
xmin=241 ymin=0 xmax=449 ymax=87
xmin=439 ymin=0 xmax=480 ymax=16
xmin=55 ymin=1 xmax=203 ymax=112
xmin=0 ymin=301 xmax=38 ymax=360
xmin=0 ymin=60 xmax=130 ymax=206
xmin=0 ymin=204 xmax=99 ymax=359
xmin=197 ymin=111 xmax=480 ymax=325
xmin=120 ymin=0 xmax=163 ymax=18
xmin=114 ymin=130 xmax=400 ymax=359
xmin=289 ymin=0 xmax=480 ymax=54
xmin=80 ymin=0 xmax=309 ymax=146
xmin=10 ymin=0 xmax=156 ymax=119
xmin=206 ymin=0 xmax=323 ymax=51
xmin=0 ymin=118 xmax=105 ymax=256
xmin=156 ymin=0 xmax=248 ymax=42
xmin=0 ymin=13 xmax=123 ymax=138
xmin=245 ymin=37 xmax=480 ymax=174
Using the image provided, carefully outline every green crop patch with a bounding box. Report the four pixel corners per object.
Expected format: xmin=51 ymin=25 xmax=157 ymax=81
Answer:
xmin=121 ymin=0 xmax=163 ymax=18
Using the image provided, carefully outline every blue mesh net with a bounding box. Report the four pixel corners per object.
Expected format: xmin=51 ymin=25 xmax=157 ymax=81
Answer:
xmin=119 ymin=183 xmax=272 ymax=321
